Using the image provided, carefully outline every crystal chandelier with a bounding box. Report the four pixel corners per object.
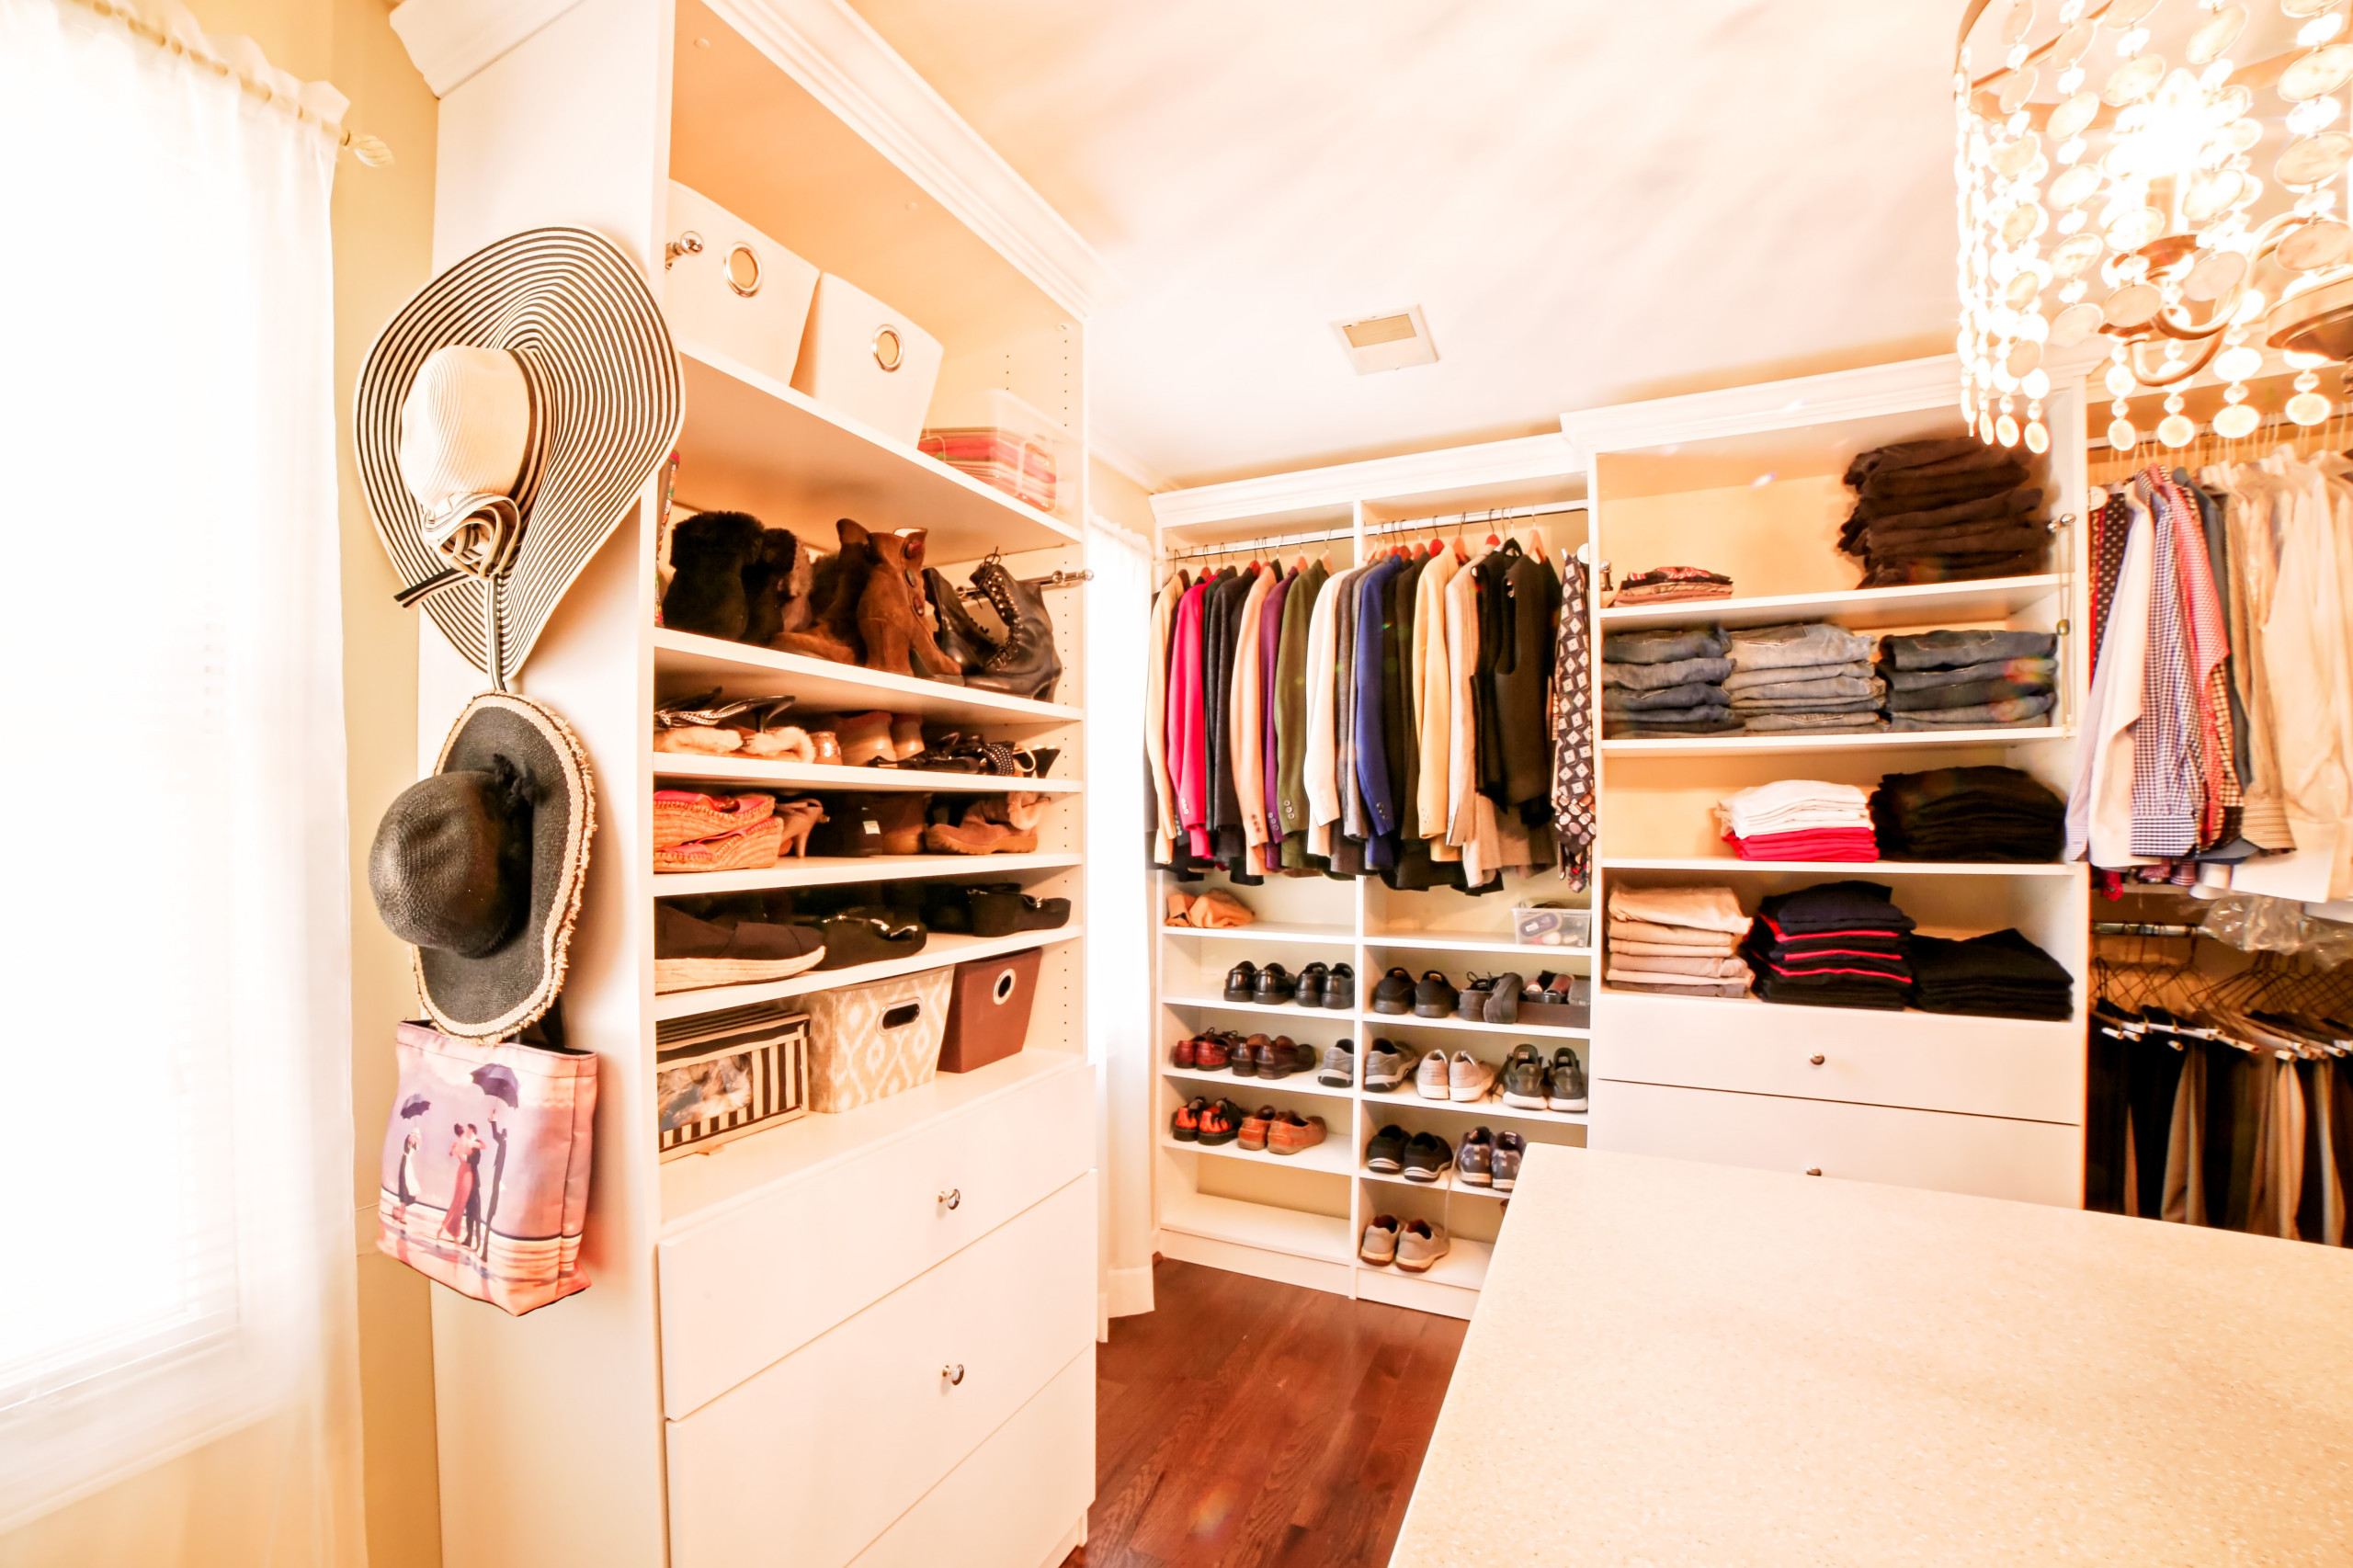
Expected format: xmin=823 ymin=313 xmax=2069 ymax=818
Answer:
xmin=1955 ymin=0 xmax=2353 ymax=453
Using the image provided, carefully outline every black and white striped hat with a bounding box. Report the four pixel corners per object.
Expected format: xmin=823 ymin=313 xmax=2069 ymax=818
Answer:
xmin=356 ymin=227 xmax=681 ymax=682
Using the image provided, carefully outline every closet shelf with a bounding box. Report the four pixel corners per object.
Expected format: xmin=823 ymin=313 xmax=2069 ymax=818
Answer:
xmin=1156 ymin=921 xmax=1357 ymax=945
xmin=654 ymin=630 xmax=1080 ymax=730
xmin=1159 ymin=994 xmax=1359 ymax=1023
xmin=1366 ymin=933 xmax=1594 ymax=959
xmin=1358 ymin=1167 xmax=1510 ymax=1200
xmin=1368 ymin=1013 xmax=1592 ymax=1040
xmin=1595 ymin=986 xmax=2080 ymax=1035
xmin=673 ymin=339 xmax=1082 ymax=561
xmin=1597 ymin=574 xmax=2066 ymax=631
xmin=1368 ymin=1235 xmax=1493 ymax=1290
xmin=1600 ymin=857 xmax=2078 ymax=877
xmin=1158 ymin=1134 xmax=1352 ymax=1177
xmin=1155 ymin=1189 xmax=1354 ymax=1265
xmin=654 ymin=851 xmax=1081 ymax=895
xmin=655 ymin=756 xmax=1083 ymax=794
xmin=1601 ymin=726 xmax=2075 ymax=758
xmin=1359 ymin=1085 xmax=1590 ymax=1126
xmin=1160 ymin=1063 xmax=1355 ymax=1102
xmin=654 ymin=926 xmax=1084 ymax=1022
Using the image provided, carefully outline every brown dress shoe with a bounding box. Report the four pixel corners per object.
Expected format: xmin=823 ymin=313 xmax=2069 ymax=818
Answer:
xmin=1267 ymin=1113 xmax=1327 ymax=1157
xmin=1237 ymin=1106 xmax=1276 ymax=1153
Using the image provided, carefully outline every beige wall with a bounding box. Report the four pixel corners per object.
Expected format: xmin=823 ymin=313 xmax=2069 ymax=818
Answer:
xmin=0 ymin=4 xmax=439 ymax=1565
xmin=1088 ymin=455 xmax=1157 ymax=539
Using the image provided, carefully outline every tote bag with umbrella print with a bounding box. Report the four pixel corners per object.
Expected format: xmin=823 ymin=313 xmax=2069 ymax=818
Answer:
xmin=377 ymin=1021 xmax=598 ymax=1314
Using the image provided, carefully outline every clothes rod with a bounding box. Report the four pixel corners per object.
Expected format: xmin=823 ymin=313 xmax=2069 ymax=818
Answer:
xmin=2092 ymin=922 xmax=2202 ymax=937
xmin=1162 ymin=501 xmax=1587 ymax=562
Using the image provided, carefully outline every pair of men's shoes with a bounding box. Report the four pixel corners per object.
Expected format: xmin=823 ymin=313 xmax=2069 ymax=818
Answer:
xmin=1172 ymin=1096 xmax=1238 ymax=1145
xmin=1455 ymin=1127 xmax=1528 ymax=1190
xmin=1170 ymin=1097 xmax=1324 ymax=1156
xmin=1358 ymin=1215 xmax=1449 ymax=1272
xmin=1170 ymin=1031 xmax=1317 ymax=1078
xmin=1498 ymin=1043 xmax=1588 ymax=1112
xmin=1364 ymin=1124 xmax=1454 ymax=1182
xmin=1370 ymin=967 xmax=1461 ymax=1017
xmin=1414 ymin=1049 xmax=1497 ymax=1103
xmin=1222 ymin=960 xmax=1355 ymax=1009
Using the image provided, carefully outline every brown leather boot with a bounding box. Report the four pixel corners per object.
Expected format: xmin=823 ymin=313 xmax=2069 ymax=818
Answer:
xmin=921 ymin=817 xmax=1039 ymax=854
xmin=771 ymin=518 xmax=870 ymax=664
xmin=855 ymin=528 xmax=962 ymax=679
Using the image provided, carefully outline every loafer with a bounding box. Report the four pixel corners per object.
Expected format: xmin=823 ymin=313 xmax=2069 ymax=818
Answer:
xmin=1358 ymin=1214 xmax=1401 ymax=1266
xmin=1317 ymin=1039 xmax=1356 ymax=1087
xmin=1448 ymin=1050 xmax=1497 ymax=1103
xmin=1484 ymin=971 xmax=1524 ymax=1025
xmin=1293 ymin=1038 xmax=1321 ymax=1074
xmin=1193 ymin=1032 xmax=1233 ymax=1071
xmin=1322 ymin=962 xmax=1357 ymax=1010
xmin=1223 ymin=960 xmax=1259 ymax=1003
xmin=1395 ymin=1219 xmax=1450 ymax=1273
xmin=1267 ymin=1112 xmax=1327 ymax=1156
xmin=1455 ymin=974 xmax=1494 ymax=1020
xmin=1196 ymin=1099 xmax=1239 ymax=1146
xmin=1233 ymin=1033 xmax=1267 ymax=1077
xmin=1499 ymin=1044 xmax=1550 ymax=1109
xmin=1401 ymin=1132 xmax=1453 ymax=1183
xmin=1170 ymin=1036 xmax=1199 ymax=1069
xmin=1415 ymin=1049 xmax=1451 ymax=1100
xmin=1237 ymin=1105 xmax=1276 ymax=1153
xmin=1458 ymin=1127 xmax=1495 ymax=1187
xmin=1296 ymin=961 xmax=1329 ymax=1008
xmin=654 ymin=903 xmax=829 ymax=994
xmin=1413 ymin=971 xmax=1461 ymax=1018
xmin=1493 ymin=1131 xmax=1527 ymax=1190
xmin=1550 ymin=1047 xmax=1589 ymax=1112
xmin=1371 ymin=966 xmax=1416 ymax=1015
xmin=1171 ymin=1097 xmax=1204 ymax=1142
xmin=1252 ymin=962 xmax=1298 ymax=1006
xmin=1364 ymin=1124 xmax=1408 ymax=1174
xmin=1363 ymin=1040 xmax=1411 ymax=1092
xmin=1255 ymin=1036 xmax=1294 ymax=1079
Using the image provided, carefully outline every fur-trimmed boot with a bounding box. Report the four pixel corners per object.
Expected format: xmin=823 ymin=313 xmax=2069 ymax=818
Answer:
xmin=771 ymin=518 xmax=872 ymax=664
xmin=740 ymin=527 xmax=801 ymax=646
xmin=661 ymin=511 xmax=765 ymax=640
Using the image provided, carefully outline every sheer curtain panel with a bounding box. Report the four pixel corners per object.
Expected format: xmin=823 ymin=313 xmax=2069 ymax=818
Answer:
xmin=0 ymin=0 xmax=363 ymax=1555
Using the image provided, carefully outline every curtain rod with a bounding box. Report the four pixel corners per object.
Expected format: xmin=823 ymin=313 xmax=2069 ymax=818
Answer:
xmin=1162 ymin=501 xmax=1586 ymax=563
xmin=71 ymin=0 xmax=393 ymax=166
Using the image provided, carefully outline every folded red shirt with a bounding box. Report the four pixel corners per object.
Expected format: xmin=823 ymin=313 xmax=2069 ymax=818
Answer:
xmin=1724 ymin=828 xmax=1880 ymax=862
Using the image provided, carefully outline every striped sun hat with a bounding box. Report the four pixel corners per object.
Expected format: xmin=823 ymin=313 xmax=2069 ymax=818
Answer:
xmin=356 ymin=227 xmax=682 ymax=683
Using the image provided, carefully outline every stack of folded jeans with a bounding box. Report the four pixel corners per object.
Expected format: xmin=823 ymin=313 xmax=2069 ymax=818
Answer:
xmin=1713 ymin=779 xmax=1878 ymax=860
xmin=1722 ymin=622 xmax=1884 ymax=734
xmin=1839 ymin=437 xmax=2049 ymax=587
xmin=1907 ymin=928 xmax=2074 ymax=1019
xmin=1600 ymin=625 xmax=1738 ymax=738
xmin=1870 ymin=765 xmax=2065 ymax=861
xmin=1740 ymin=881 xmax=1915 ymax=1010
xmin=1603 ymin=884 xmax=1753 ymax=998
xmin=1608 ymin=565 xmax=1734 ymax=607
xmin=1876 ymin=630 xmax=2058 ymax=732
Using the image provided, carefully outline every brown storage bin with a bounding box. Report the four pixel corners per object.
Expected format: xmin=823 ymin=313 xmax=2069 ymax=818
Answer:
xmin=938 ymin=948 xmax=1041 ymax=1073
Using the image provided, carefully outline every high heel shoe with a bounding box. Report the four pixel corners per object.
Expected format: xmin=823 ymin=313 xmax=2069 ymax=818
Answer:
xmin=771 ymin=796 xmax=826 ymax=858
xmin=965 ymin=559 xmax=1063 ymax=702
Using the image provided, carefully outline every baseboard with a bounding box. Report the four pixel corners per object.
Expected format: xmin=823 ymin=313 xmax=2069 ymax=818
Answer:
xmin=1107 ymin=1264 xmax=1154 ymax=1319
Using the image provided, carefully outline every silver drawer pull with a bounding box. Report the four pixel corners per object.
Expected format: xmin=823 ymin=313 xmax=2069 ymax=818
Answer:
xmin=1809 ymin=1054 xmax=1826 ymax=1066
xmin=942 ymin=1363 xmax=965 ymax=1386
xmin=938 ymin=1187 xmax=961 ymax=1211
xmin=1804 ymin=1167 xmax=1824 ymax=1177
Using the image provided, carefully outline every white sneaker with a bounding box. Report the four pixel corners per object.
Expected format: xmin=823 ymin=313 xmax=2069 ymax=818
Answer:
xmin=1395 ymin=1220 xmax=1451 ymax=1274
xmin=1448 ymin=1051 xmax=1496 ymax=1103
xmin=1414 ymin=1049 xmax=1451 ymax=1100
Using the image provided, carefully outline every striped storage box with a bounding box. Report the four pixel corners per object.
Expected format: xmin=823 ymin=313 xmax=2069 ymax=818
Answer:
xmin=656 ymin=1004 xmax=810 ymax=1159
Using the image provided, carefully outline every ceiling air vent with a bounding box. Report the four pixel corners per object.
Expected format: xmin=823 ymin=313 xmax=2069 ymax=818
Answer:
xmin=1332 ymin=306 xmax=1438 ymax=374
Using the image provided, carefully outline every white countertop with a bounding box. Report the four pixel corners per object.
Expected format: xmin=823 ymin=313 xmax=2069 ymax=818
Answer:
xmin=1392 ymin=1145 xmax=2353 ymax=1566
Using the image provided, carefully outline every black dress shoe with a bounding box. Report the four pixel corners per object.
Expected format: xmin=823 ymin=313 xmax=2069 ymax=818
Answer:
xmin=1224 ymin=960 xmax=1260 ymax=1002
xmin=1296 ymin=961 xmax=1329 ymax=1008
xmin=1255 ymin=1037 xmax=1291 ymax=1078
xmin=1253 ymin=962 xmax=1297 ymax=1006
xmin=1323 ymin=962 xmax=1356 ymax=1010
xmin=1412 ymin=971 xmax=1461 ymax=1017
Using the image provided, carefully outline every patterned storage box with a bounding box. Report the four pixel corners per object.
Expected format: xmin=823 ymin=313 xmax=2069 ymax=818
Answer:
xmin=655 ymin=1004 xmax=809 ymax=1160
xmin=801 ymin=967 xmax=952 ymax=1113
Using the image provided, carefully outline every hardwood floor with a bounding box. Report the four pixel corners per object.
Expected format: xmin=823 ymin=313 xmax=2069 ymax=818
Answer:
xmin=1065 ymin=1257 xmax=1468 ymax=1568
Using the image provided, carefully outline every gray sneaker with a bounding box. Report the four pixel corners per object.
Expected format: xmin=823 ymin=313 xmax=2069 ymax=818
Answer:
xmin=1549 ymin=1047 xmax=1589 ymax=1112
xmin=1395 ymin=1220 xmax=1450 ymax=1273
xmin=1458 ymin=1127 xmax=1495 ymax=1187
xmin=1415 ymin=1049 xmax=1452 ymax=1100
xmin=1493 ymin=1131 xmax=1526 ymax=1190
xmin=1498 ymin=1044 xmax=1549 ymax=1109
xmin=1363 ymin=1040 xmax=1411 ymax=1092
xmin=1359 ymin=1214 xmax=1400 ymax=1266
xmin=1318 ymin=1038 xmax=1355 ymax=1087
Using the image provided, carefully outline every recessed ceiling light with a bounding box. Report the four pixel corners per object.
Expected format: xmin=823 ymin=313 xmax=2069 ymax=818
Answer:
xmin=1332 ymin=306 xmax=1438 ymax=374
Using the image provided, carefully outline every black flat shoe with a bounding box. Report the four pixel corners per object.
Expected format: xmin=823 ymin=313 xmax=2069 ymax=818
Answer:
xmin=1296 ymin=961 xmax=1330 ymax=1008
xmin=1412 ymin=970 xmax=1461 ymax=1017
xmin=968 ymin=888 xmax=1071 ymax=937
xmin=1371 ymin=966 xmax=1415 ymax=1016
xmin=1252 ymin=962 xmax=1297 ymax=1006
xmin=1323 ymin=962 xmax=1356 ymax=1010
xmin=810 ymin=914 xmax=928 ymax=970
xmin=1224 ymin=960 xmax=1259 ymax=1003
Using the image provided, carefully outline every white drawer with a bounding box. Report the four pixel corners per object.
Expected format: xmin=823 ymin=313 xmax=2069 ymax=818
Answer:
xmin=666 ymin=1173 xmax=1096 ymax=1568
xmin=1599 ymin=999 xmax=2082 ymax=1123
xmin=659 ymin=1056 xmax=1091 ymax=1417
xmin=846 ymin=1346 xmax=1093 ymax=1568
xmin=1592 ymin=1080 xmax=2081 ymax=1206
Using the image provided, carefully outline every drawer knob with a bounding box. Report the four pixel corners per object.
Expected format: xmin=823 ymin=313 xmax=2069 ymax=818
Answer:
xmin=942 ymin=1363 xmax=965 ymax=1387
xmin=938 ymin=1188 xmax=961 ymax=1210
xmin=1804 ymin=1167 xmax=1823 ymax=1177
xmin=1809 ymin=1054 xmax=1825 ymax=1066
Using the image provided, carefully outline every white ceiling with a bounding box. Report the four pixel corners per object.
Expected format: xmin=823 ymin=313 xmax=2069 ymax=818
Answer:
xmin=848 ymin=0 xmax=1965 ymax=488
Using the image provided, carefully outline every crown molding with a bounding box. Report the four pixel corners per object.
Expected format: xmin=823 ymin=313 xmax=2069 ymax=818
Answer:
xmin=706 ymin=0 xmax=1119 ymax=321
xmin=1087 ymin=429 xmax=1175 ymax=495
xmin=1559 ymin=356 xmax=1967 ymax=454
xmin=1151 ymin=432 xmax=1578 ymax=532
xmin=389 ymin=0 xmax=584 ymax=97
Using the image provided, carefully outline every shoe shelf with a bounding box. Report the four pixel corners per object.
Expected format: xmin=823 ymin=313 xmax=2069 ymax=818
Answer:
xmin=654 ymin=756 xmax=1084 ymax=794
xmin=1601 ymin=727 xmax=2077 ymax=758
xmin=1158 ymin=994 xmax=1360 ymax=1023
xmin=1159 ymin=1134 xmax=1352 ymax=1178
xmin=654 ymin=926 xmax=1084 ymax=1023
xmin=654 ymin=630 xmax=1079 ymax=731
xmin=1156 ymin=921 xmax=1357 ymax=945
xmin=1368 ymin=1012 xmax=1592 ymax=1040
xmin=1356 ymin=1166 xmax=1510 ymax=1200
xmin=1156 ymin=1189 xmax=1354 ymax=1266
xmin=1367 ymin=933 xmax=1594 ymax=960
xmin=654 ymin=851 xmax=1082 ymax=895
xmin=1599 ymin=857 xmax=2077 ymax=877
xmin=1160 ymin=1063 xmax=1356 ymax=1103
xmin=1595 ymin=574 xmax=2067 ymax=633
xmin=673 ymin=339 xmax=1083 ymax=562
xmin=1358 ymin=1085 xmax=1590 ymax=1127
xmin=1357 ymin=1235 xmax=1495 ymax=1291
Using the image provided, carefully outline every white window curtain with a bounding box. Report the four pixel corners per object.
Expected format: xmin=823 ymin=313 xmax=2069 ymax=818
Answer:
xmin=0 ymin=0 xmax=362 ymax=1552
xmin=1083 ymin=514 xmax=1155 ymax=1319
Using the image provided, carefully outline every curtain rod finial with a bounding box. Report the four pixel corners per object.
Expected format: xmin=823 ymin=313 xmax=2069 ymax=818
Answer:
xmin=346 ymin=131 xmax=393 ymax=166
